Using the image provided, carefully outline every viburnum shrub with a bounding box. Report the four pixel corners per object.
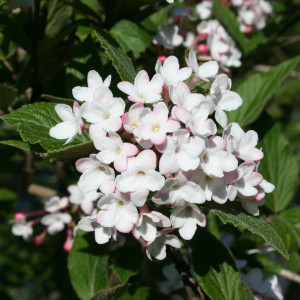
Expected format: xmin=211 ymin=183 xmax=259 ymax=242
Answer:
xmin=43 ymin=50 xmax=274 ymax=260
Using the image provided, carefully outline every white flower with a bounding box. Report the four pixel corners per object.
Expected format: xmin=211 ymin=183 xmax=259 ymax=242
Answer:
xmin=43 ymin=196 xmax=68 ymax=213
xmin=254 ymin=179 xmax=275 ymax=202
xmin=159 ymin=129 xmax=205 ymax=174
xmin=155 ymin=56 xmax=192 ymax=86
xmin=78 ymin=215 xmax=116 ymax=244
xmin=133 ymin=211 xmax=171 ymax=243
xmin=11 ymin=220 xmax=33 ymax=240
xmin=186 ymin=101 xmax=217 ymax=137
xmin=146 ymin=230 xmax=182 ymax=260
xmin=171 ymin=204 xmax=206 ymax=240
xmin=195 ymin=1 xmax=213 ymax=19
xmin=76 ymin=154 xmax=115 ymax=194
xmin=97 ymin=193 xmax=138 ymax=233
xmin=81 ymin=86 xmax=125 ymax=132
xmin=68 ymin=185 xmax=101 ymax=215
xmin=118 ymin=70 xmax=163 ymax=104
xmin=116 ymin=150 xmax=165 ymax=193
xmin=200 ymin=136 xmax=238 ymax=178
xmin=152 ymin=177 xmax=206 ymax=206
xmin=92 ymin=132 xmax=138 ymax=172
xmin=153 ymin=25 xmax=183 ymax=50
xmin=170 ymin=81 xmax=207 ymax=123
xmin=223 ymin=122 xmax=264 ymax=161
xmin=123 ymin=102 xmax=144 ymax=134
xmin=72 ymin=70 xmax=111 ymax=102
xmin=41 ymin=213 xmax=72 ymax=235
xmin=134 ymin=102 xmax=180 ymax=145
xmin=186 ymin=50 xmax=219 ymax=81
xmin=208 ymin=74 xmax=243 ymax=127
xmin=49 ymin=102 xmax=83 ymax=144
xmin=228 ymin=162 xmax=263 ymax=200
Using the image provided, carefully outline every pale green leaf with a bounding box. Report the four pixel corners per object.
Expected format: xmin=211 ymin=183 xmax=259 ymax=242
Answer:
xmin=92 ymin=284 xmax=128 ymax=300
xmin=0 ymin=84 xmax=17 ymax=110
xmin=0 ymin=140 xmax=30 ymax=152
xmin=191 ymin=229 xmax=254 ymax=300
xmin=202 ymin=202 xmax=288 ymax=258
xmin=0 ymin=188 xmax=17 ymax=202
xmin=95 ymin=29 xmax=136 ymax=82
xmin=110 ymin=20 xmax=151 ymax=59
xmin=228 ymin=56 xmax=300 ymax=126
xmin=259 ymin=125 xmax=298 ymax=212
xmin=68 ymin=231 xmax=109 ymax=300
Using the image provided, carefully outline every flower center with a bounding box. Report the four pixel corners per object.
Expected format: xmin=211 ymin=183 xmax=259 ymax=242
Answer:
xmin=203 ymin=153 xmax=209 ymax=163
xmin=98 ymin=166 xmax=105 ymax=171
xmin=172 ymin=184 xmax=180 ymax=190
xmin=152 ymin=126 xmax=160 ymax=132
xmin=104 ymin=114 xmax=110 ymax=120
xmin=118 ymin=201 xmax=124 ymax=206
xmin=138 ymin=171 xmax=146 ymax=176
xmin=116 ymin=147 xmax=122 ymax=154
xmin=205 ymin=175 xmax=212 ymax=181
xmin=131 ymin=124 xmax=137 ymax=129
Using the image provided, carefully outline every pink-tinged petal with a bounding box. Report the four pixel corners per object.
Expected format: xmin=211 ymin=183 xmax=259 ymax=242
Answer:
xmin=114 ymin=155 xmax=127 ymax=172
xmin=136 ymin=150 xmax=157 ymax=170
xmin=116 ymin=218 xmax=134 ymax=233
xmin=209 ymin=136 xmax=227 ymax=150
xmin=123 ymin=143 xmax=138 ymax=157
xmin=176 ymin=67 xmax=192 ymax=82
xmin=76 ymin=157 xmax=95 ymax=173
xmin=136 ymin=138 xmax=153 ymax=149
xmin=193 ymin=206 xmax=206 ymax=227
xmin=260 ymin=179 xmax=275 ymax=193
xmin=164 ymin=120 xmax=180 ymax=133
xmin=160 ymin=152 xmax=179 ymax=174
xmin=97 ymin=210 xmax=118 ymax=227
xmin=247 ymin=172 xmax=263 ymax=186
xmin=96 ymin=150 xmax=116 ymax=165
xmin=153 ymin=102 xmax=168 ymax=121
xmin=135 ymin=70 xmax=149 ymax=88
xmin=55 ymin=104 xmax=74 ymax=121
xmin=72 ymin=87 xmax=94 ymax=102
xmin=95 ymin=227 xmax=112 ymax=244
xmin=152 ymin=211 xmax=171 ymax=227
xmin=172 ymin=106 xmax=189 ymax=123
xmin=163 ymin=56 xmax=179 ymax=74
xmin=242 ymin=148 xmax=264 ymax=161
xmin=116 ymin=173 xmax=140 ymax=193
xmin=87 ymin=70 xmax=102 ymax=89
xmin=179 ymin=220 xmax=197 ymax=240
xmin=130 ymin=189 xmax=149 ymax=207
xmin=73 ymin=101 xmax=81 ymax=116
xmin=209 ymin=180 xmax=228 ymax=203
xmin=151 ymin=132 xmax=167 ymax=145
xmin=117 ymin=82 xmax=136 ymax=97
xmin=241 ymin=200 xmax=260 ymax=216
xmin=78 ymin=170 xmax=102 ymax=193
xmin=165 ymin=235 xmax=182 ymax=248
xmin=100 ymin=180 xmax=115 ymax=194
xmin=92 ymin=135 xmax=115 ymax=151
xmin=228 ymin=185 xmax=238 ymax=201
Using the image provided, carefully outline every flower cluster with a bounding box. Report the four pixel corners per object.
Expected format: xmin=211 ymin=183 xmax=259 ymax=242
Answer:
xmin=11 ymin=185 xmax=101 ymax=251
xmin=159 ymin=0 xmax=272 ymax=70
xmin=48 ymin=52 xmax=274 ymax=260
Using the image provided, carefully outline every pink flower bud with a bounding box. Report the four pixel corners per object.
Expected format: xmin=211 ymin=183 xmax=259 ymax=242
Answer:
xmin=197 ymin=44 xmax=208 ymax=53
xmin=245 ymin=26 xmax=253 ymax=34
xmin=14 ymin=212 xmax=26 ymax=220
xmin=157 ymin=56 xmax=167 ymax=64
xmin=33 ymin=230 xmax=47 ymax=245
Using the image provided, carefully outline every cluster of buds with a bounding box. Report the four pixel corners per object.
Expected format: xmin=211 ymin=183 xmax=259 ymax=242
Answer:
xmin=159 ymin=0 xmax=272 ymax=70
xmin=47 ymin=51 xmax=274 ymax=260
xmin=11 ymin=185 xmax=101 ymax=251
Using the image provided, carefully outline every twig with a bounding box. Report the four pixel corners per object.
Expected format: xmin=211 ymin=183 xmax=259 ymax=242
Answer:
xmin=27 ymin=184 xmax=57 ymax=197
xmin=278 ymin=269 xmax=300 ymax=284
xmin=167 ymin=248 xmax=206 ymax=300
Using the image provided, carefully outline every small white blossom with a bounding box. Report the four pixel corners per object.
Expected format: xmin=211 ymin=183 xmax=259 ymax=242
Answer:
xmin=12 ymin=220 xmax=33 ymax=240
xmin=43 ymin=196 xmax=68 ymax=213
xmin=41 ymin=213 xmax=72 ymax=235
xmin=153 ymin=25 xmax=183 ymax=50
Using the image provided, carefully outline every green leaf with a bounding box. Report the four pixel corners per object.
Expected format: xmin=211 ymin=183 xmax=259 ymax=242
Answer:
xmin=95 ymin=29 xmax=136 ymax=82
xmin=141 ymin=5 xmax=172 ymax=32
xmin=1 ymin=102 xmax=90 ymax=153
xmin=68 ymin=231 xmax=109 ymax=300
xmin=228 ymin=56 xmax=300 ymax=126
xmin=119 ymin=287 xmax=151 ymax=300
xmin=66 ymin=36 xmax=102 ymax=98
xmin=259 ymin=125 xmax=298 ymax=212
xmin=0 ymin=13 xmax=30 ymax=50
xmin=110 ymin=245 xmax=143 ymax=283
xmin=202 ymin=202 xmax=288 ymax=259
xmin=0 ymin=140 xmax=30 ymax=152
xmin=41 ymin=94 xmax=74 ymax=105
xmin=270 ymin=208 xmax=300 ymax=251
xmin=191 ymin=229 xmax=254 ymax=300
xmin=110 ymin=20 xmax=151 ymax=59
xmin=213 ymin=0 xmax=265 ymax=54
xmin=92 ymin=284 xmax=128 ymax=300
xmin=0 ymin=84 xmax=17 ymax=110
xmin=45 ymin=0 xmax=73 ymax=38
xmin=0 ymin=188 xmax=17 ymax=202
